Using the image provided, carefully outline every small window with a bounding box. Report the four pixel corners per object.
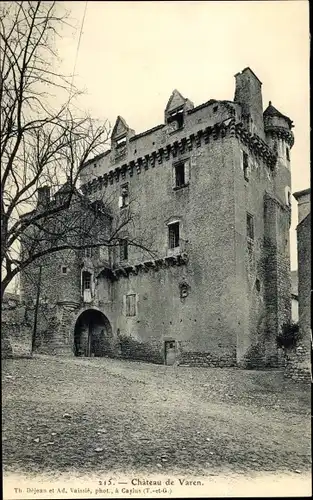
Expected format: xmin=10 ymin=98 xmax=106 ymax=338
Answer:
xmin=167 ymin=108 xmax=184 ymax=130
xmin=247 ymin=213 xmax=254 ymax=240
xmin=116 ymin=136 xmax=126 ymax=148
xmin=174 ymin=162 xmax=185 ymax=188
xmin=242 ymin=151 xmax=249 ymax=181
xmin=168 ymin=222 xmax=180 ymax=249
xmin=84 ymin=247 xmax=92 ymax=258
xmin=61 ymin=266 xmax=68 ymax=275
xmin=119 ymin=184 xmax=129 ymax=208
xmin=82 ymin=271 xmax=91 ymax=290
xmin=213 ymin=105 xmax=218 ymax=113
xmin=255 ymin=279 xmax=261 ymax=292
xmin=120 ymin=239 xmax=128 ymax=261
xmin=126 ymin=294 xmax=136 ymax=317
xmin=286 ymin=147 xmax=290 ymax=162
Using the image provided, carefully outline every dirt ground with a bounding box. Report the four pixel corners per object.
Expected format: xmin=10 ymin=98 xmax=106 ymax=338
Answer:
xmin=2 ymin=355 xmax=311 ymax=479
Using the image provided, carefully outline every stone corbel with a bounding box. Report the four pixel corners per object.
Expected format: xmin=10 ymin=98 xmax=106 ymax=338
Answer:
xmin=120 ymin=164 xmax=127 ymax=179
xmin=150 ymin=152 xmax=156 ymax=167
xmin=108 ymin=171 xmax=114 ymax=184
xmin=186 ymin=136 xmax=193 ymax=151
xmin=195 ymin=131 xmax=202 ymax=147
xmin=114 ymin=167 xmax=121 ymax=182
xmin=156 ymin=150 xmax=163 ymax=164
xmin=135 ymin=160 xmax=141 ymax=174
xmin=103 ymin=173 xmax=108 ymax=186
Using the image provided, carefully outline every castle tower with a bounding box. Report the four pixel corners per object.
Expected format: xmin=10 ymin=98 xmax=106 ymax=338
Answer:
xmin=262 ymin=103 xmax=294 ymax=363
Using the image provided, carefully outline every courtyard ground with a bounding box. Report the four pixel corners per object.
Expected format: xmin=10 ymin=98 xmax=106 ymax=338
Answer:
xmin=2 ymin=355 xmax=311 ymax=491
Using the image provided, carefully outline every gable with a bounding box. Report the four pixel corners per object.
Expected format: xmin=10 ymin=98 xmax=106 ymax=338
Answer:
xmin=112 ymin=116 xmax=129 ymax=139
xmin=165 ymin=89 xmax=187 ymax=114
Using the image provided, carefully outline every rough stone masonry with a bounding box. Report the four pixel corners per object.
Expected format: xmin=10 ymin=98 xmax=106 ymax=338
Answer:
xmin=19 ymin=67 xmax=295 ymax=368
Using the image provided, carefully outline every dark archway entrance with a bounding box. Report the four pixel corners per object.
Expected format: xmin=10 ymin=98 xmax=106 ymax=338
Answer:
xmin=74 ymin=309 xmax=112 ymax=357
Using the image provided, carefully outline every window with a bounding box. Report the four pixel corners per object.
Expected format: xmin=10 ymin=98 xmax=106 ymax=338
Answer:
xmin=246 ymin=213 xmax=254 ymax=240
xmin=119 ymin=184 xmax=129 ymax=208
xmin=286 ymin=147 xmax=290 ymax=162
xmin=84 ymin=247 xmax=92 ymax=258
xmin=213 ymin=105 xmax=218 ymax=113
xmin=82 ymin=271 xmax=91 ymax=290
xmin=173 ymin=160 xmax=189 ymax=189
xmin=61 ymin=266 xmax=68 ymax=275
xmin=120 ymin=239 xmax=128 ymax=261
xmin=174 ymin=162 xmax=185 ymax=188
xmin=242 ymin=151 xmax=250 ymax=181
xmin=116 ymin=136 xmax=126 ymax=148
xmin=285 ymin=186 xmax=291 ymax=207
xmin=167 ymin=107 xmax=184 ymax=130
xmin=168 ymin=222 xmax=180 ymax=249
xmin=126 ymin=294 xmax=136 ymax=317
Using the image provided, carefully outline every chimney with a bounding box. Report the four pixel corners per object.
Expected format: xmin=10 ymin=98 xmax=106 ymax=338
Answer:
xmin=293 ymin=188 xmax=311 ymax=224
xmin=234 ymin=67 xmax=265 ymax=139
xmin=37 ymin=186 xmax=50 ymax=208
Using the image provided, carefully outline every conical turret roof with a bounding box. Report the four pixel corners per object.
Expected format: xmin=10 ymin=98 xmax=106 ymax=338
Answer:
xmin=263 ymin=101 xmax=293 ymax=127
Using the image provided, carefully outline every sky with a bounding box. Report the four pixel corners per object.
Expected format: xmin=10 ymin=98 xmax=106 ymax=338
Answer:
xmin=56 ymin=1 xmax=310 ymax=271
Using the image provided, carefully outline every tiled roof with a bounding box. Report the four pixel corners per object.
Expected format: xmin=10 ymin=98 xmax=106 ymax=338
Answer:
xmin=263 ymin=101 xmax=293 ymax=126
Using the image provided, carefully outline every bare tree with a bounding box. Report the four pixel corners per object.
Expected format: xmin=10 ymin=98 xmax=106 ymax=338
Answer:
xmin=0 ymin=1 xmax=154 ymax=300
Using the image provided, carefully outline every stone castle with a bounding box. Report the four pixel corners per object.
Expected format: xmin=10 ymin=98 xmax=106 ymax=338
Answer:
xmin=20 ymin=67 xmax=295 ymax=367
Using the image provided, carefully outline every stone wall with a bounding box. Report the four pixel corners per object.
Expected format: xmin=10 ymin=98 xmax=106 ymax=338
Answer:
xmin=17 ymin=68 xmax=294 ymax=368
xmin=1 ymin=296 xmax=32 ymax=358
xmin=285 ymin=212 xmax=311 ymax=382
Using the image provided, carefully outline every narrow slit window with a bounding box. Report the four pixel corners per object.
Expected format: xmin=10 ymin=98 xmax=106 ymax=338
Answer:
xmin=120 ymin=239 xmax=128 ymax=261
xmin=82 ymin=271 xmax=91 ymax=291
xmin=286 ymin=147 xmax=290 ymax=161
xmin=246 ymin=213 xmax=254 ymax=240
xmin=119 ymin=184 xmax=129 ymax=208
xmin=243 ymin=151 xmax=249 ymax=181
xmin=168 ymin=222 xmax=180 ymax=249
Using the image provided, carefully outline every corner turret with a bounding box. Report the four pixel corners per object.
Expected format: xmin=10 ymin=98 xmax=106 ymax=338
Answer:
xmin=263 ymin=101 xmax=294 ymax=168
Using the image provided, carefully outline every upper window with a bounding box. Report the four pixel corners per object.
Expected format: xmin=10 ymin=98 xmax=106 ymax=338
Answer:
xmin=246 ymin=213 xmax=254 ymax=240
xmin=120 ymin=239 xmax=128 ymax=261
xmin=82 ymin=271 xmax=91 ymax=291
xmin=173 ymin=160 xmax=189 ymax=189
xmin=286 ymin=147 xmax=290 ymax=162
xmin=168 ymin=222 xmax=180 ymax=249
xmin=116 ymin=136 xmax=126 ymax=148
xmin=167 ymin=107 xmax=184 ymax=131
xmin=126 ymin=294 xmax=136 ymax=317
xmin=61 ymin=266 xmax=68 ymax=275
xmin=119 ymin=184 xmax=129 ymax=208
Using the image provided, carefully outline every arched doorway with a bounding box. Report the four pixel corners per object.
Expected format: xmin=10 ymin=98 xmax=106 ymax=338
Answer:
xmin=74 ymin=309 xmax=112 ymax=357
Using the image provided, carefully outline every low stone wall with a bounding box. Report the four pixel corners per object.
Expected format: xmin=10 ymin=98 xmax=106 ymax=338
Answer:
xmin=118 ymin=335 xmax=164 ymax=364
xmin=284 ymin=345 xmax=311 ymax=383
xmin=179 ymin=350 xmax=236 ymax=367
xmin=1 ymin=322 xmax=32 ymax=358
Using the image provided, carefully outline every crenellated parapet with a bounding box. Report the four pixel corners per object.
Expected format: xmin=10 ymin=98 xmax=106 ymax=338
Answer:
xmin=97 ymin=252 xmax=189 ymax=281
xmin=81 ymin=118 xmax=278 ymax=195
